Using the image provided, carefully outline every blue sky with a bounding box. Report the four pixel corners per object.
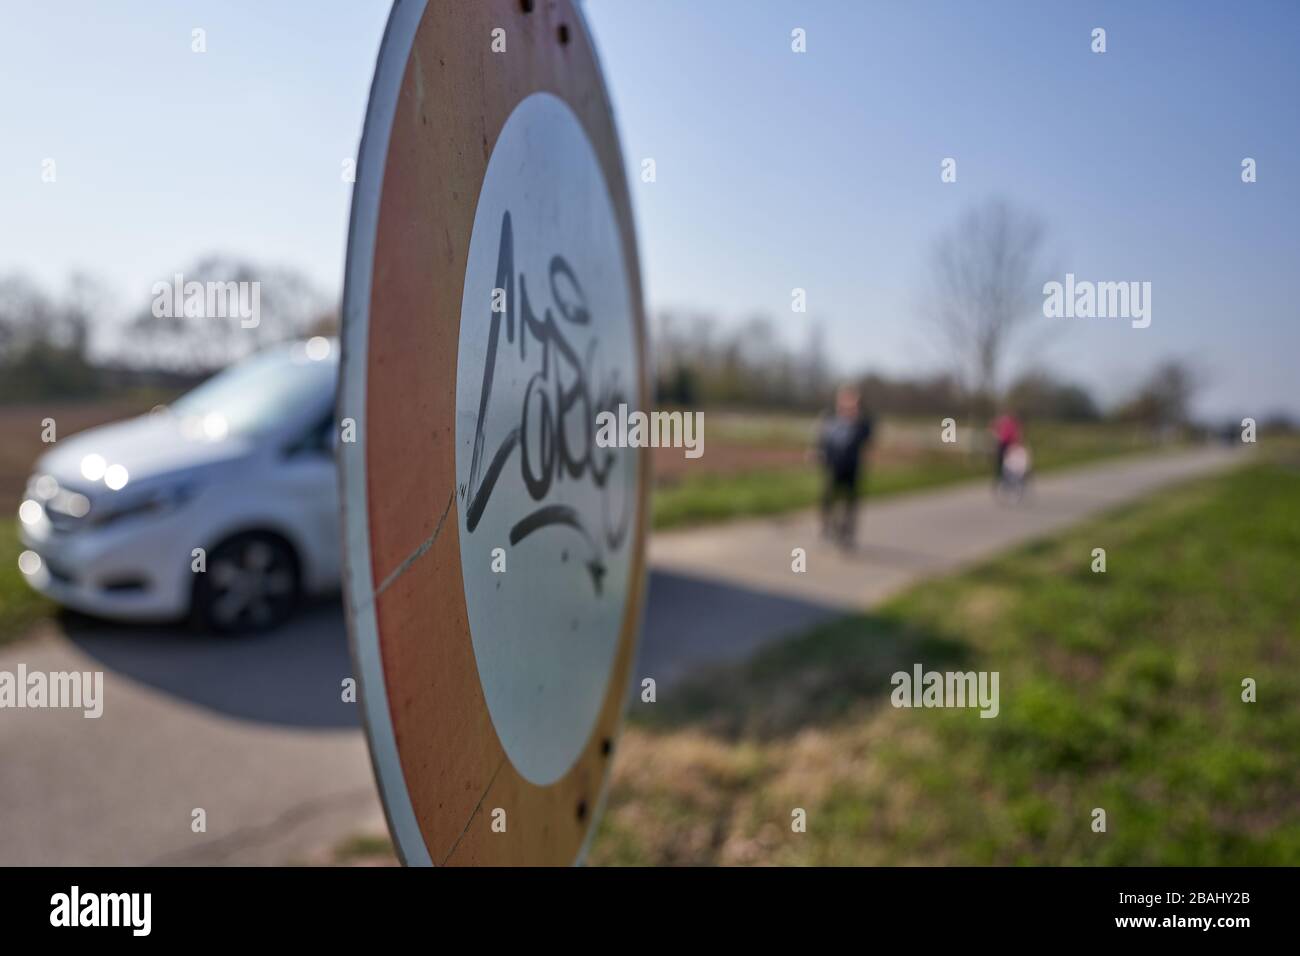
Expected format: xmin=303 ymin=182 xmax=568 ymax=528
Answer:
xmin=3 ymin=1 xmax=1297 ymax=417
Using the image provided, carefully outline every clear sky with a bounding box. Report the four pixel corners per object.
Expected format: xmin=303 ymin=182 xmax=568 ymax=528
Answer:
xmin=3 ymin=1 xmax=1297 ymax=418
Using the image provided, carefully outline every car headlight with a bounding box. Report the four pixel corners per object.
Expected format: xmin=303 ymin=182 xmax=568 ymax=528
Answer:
xmin=27 ymin=474 xmax=60 ymax=501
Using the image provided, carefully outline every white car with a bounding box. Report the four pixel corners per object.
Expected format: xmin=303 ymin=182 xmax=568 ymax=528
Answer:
xmin=17 ymin=338 xmax=341 ymax=632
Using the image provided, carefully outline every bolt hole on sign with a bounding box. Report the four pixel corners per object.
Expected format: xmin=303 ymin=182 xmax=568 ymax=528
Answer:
xmin=339 ymin=0 xmax=649 ymax=865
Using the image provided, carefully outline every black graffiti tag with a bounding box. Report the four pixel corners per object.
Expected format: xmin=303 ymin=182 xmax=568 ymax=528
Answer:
xmin=462 ymin=211 xmax=632 ymax=593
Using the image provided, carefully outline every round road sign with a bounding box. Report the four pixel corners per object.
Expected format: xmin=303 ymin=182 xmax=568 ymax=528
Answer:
xmin=339 ymin=0 xmax=648 ymax=866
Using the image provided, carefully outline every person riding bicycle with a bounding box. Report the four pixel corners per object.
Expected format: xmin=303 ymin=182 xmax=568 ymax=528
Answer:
xmin=991 ymin=410 xmax=1023 ymax=483
xmin=990 ymin=410 xmax=1030 ymax=500
xmin=816 ymin=386 xmax=874 ymax=548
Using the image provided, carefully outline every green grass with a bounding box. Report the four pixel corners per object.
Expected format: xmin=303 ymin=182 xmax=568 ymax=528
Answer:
xmin=650 ymin=455 xmax=1008 ymax=532
xmin=594 ymin=460 xmax=1300 ymax=865
xmin=330 ymin=833 xmax=396 ymax=865
xmin=0 ymin=518 xmax=54 ymax=646
xmin=652 ymin=420 xmax=1164 ymax=529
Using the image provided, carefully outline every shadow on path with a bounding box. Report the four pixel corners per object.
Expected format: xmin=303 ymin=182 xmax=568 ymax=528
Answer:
xmin=637 ymin=570 xmax=845 ymax=691
xmin=635 ymin=605 xmax=973 ymax=741
xmin=63 ymin=570 xmax=847 ymax=729
xmin=65 ymin=599 xmax=358 ymax=729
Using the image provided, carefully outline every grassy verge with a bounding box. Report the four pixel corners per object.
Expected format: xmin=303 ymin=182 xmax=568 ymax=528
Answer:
xmin=652 ymin=420 xmax=1164 ymax=529
xmin=0 ymin=518 xmax=54 ymax=647
xmin=594 ymin=460 xmax=1300 ymax=865
xmin=328 ymin=833 xmax=397 ymax=866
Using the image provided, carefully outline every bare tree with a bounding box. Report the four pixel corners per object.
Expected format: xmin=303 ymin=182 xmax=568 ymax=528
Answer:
xmin=922 ymin=198 xmax=1051 ymax=410
xmin=1116 ymin=358 xmax=1204 ymax=428
xmin=0 ymin=274 xmax=89 ymax=359
xmin=0 ymin=273 xmax=104 ymax=400
xmin=122 ymin=255 xmax=329 ymax=372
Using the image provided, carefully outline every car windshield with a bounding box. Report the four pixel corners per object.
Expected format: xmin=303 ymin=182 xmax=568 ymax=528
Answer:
xmin=170 ymin=340 xmax=338 ymax=438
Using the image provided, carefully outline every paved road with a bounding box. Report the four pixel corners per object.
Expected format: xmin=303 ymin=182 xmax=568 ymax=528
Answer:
xmin=0 ymin=606 xmax=382 ymax=866
xmin=643 ymin=445 xmax=1245 ymax=677
xmin=0 ymin=446 xmax=1243 ymax=864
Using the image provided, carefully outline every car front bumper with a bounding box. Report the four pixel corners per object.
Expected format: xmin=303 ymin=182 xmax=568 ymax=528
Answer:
xmin=17 ymin=510 xmax=193 ymax=623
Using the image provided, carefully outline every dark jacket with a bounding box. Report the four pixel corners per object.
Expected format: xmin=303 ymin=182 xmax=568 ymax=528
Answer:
xmin=818 ymin=415 xmax=873 ymax=483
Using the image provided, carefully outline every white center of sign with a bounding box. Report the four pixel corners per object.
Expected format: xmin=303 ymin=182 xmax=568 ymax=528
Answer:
xmin=454 ymin=92 xmax=640 ymax=786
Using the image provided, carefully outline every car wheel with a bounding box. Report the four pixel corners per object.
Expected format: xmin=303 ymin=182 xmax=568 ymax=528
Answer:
xmin=193 ymin=531 xmax=301 ymax=633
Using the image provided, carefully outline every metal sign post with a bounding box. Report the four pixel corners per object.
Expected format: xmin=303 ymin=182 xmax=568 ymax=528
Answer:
xmin=340 ymin=0 xmax=648 ymax=865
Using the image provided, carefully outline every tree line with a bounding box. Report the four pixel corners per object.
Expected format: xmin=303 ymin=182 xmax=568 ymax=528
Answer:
xmin=0 ymin=205 xmax=1267 ymax=433
xmin=0 ymin=256 xmax=336 ymax=402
